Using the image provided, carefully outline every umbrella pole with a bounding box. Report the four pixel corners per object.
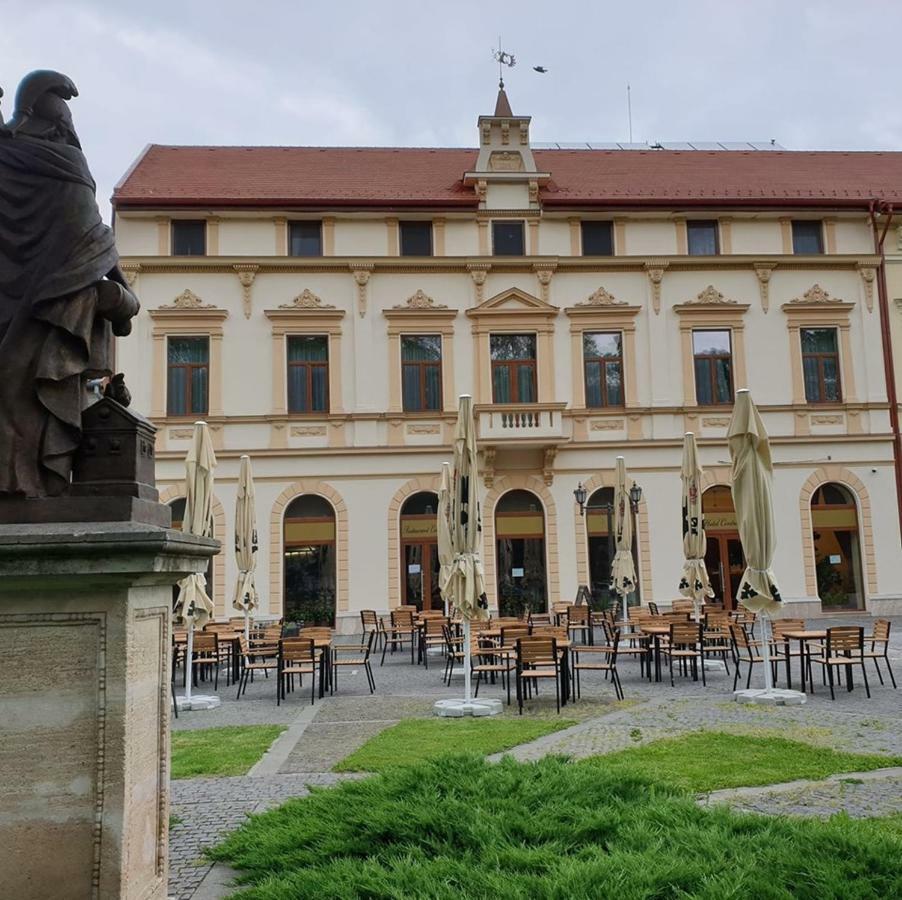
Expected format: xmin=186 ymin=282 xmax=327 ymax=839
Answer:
xmin=244 ymin=609 xmax=250 ymax=643
xmin=760 ymin=612 xmax=774 ymax=695
xmin=185 ymin=620 xmax=194 ymax=703
xmin=463 ymin=619 xmax=472 ymax=705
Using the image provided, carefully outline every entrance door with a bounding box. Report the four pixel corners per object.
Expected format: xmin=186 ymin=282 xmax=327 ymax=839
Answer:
xmin=495 ymin=490 xmax=547 ymax=617
xmin=704 ymin=534 xmax=745 ymax=610
xmin=402 ymin=542 xmax=441 ymax=611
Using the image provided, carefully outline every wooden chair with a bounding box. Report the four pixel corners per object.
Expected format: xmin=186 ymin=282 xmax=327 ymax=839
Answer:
xmin=360 ymin=610 xmax=386 ymax=651
xmin=420 ymin=616 xmax=449 ymax=668
xmin=472 ymin=639 xmax=515 ymax=705
xmin=703 ymin=609 xmax=732 ymax=674
xmin=332 ymin=630 xmax=376 ymax=694
xmin=603 ymin=619 xmax=647 ymax=678
xmin=515 ymin=636 xmax=563 ymax=714
xmin=861 ymin=619 xmax=897 ymax=688
xmin=499 ymin=625 xmax=531 ymax=654
xmin=770 ymin=618 xmax=806 ymax=685
xmin=186 ymin=632 xmax=219 ymax=690
xmin=811 ymin=626 xmax=870 ymax=700
xmin=566 ymin=605 xmax=592 ymax=645
xmin=235 ymin=634 xmax=278 ymax=699
xmin=662 ymin=622 xmax=705 ymax=687
xmin=647 ymin=601 xmax=660 ymax=615
xmin=277 ymin=638 xmax=318 ymax=705
xmin=380 ymin=609 xmax=417 ymax=665
xmin=442 ymin=624 xmax=465 ymax=685
xmin=729 ymin=623 xmax=768 ymax=691
xmin=528 ymin=611 xmax=552 ymax=628
xmin=573 ymin=630 xmax=622 ymax=701
xmin=670 ymin=599 xmax=695 ymax=616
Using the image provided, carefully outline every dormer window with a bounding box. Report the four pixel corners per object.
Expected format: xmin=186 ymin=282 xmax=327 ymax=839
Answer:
xmin=581 ymin=221 xmax=614 ymax=256
xmin=492 ymin=220 xmax=525 ymax=256
xmin=399 ymin=221 xmax=433 ymax=257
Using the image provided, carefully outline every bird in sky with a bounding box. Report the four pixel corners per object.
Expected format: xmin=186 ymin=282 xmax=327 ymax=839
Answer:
xmin=533 ymin=66 xmax=548 ymax=74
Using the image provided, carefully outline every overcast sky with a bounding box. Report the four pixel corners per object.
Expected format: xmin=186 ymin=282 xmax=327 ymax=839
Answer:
xmin=2 ymin=0 xmax=899 ymax=220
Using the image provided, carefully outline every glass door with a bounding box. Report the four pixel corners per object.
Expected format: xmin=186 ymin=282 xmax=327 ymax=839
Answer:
xmin=704 ymin=534 xmax=745 ymax=610
xmin=402 ymin=542 xmax=441 ymax=610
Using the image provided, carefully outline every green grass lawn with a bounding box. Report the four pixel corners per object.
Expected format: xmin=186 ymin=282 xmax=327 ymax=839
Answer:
xmin=211 ymin=751 xmax=902 ymax=899
xmin=333 ymin=716 xmax=577 ymax=773
xmin=171 ymin=725 xmax=286 ymax=779
xmin=584 ymin=731 xmax=902 ymax=793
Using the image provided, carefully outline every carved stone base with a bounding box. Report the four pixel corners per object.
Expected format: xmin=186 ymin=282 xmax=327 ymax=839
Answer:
xmin=0 ymin=495 xmax=171 ymax=527
xmin=0 ymin=522 xmax=217 ymax=900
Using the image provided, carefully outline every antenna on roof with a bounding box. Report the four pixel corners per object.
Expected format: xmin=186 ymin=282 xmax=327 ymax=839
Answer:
xmin=627 ymin=84 xmax=633 ymax=144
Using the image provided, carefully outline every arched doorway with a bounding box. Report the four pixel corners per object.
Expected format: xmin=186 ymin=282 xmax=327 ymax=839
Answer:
xmin=283 ymin=494 xmax=336 ymax=626
xmin=169 ymin=497 xmax=214 ymax=608
xmin=400 ymin=491 xmax=441 ymax=611
xmin=812 ymin=483 xmax=865 ymax=610
xmin=586 ymin=487 xmax=615 ymax=605
xmin=702 ymin=486 xmax=745 ymax=610
xmin=495 ymin=489 xmax=547 ymax=616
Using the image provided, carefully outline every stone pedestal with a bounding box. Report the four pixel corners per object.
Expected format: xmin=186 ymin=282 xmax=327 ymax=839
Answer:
xmin=0 ymin=522 xmax=217 ymax=900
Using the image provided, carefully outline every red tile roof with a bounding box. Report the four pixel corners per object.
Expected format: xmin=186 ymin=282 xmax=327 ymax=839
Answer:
xmin=113 ymin=144 xmax=902 ymax=210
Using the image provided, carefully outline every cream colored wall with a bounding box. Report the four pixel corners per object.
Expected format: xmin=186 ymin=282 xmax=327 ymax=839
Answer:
xmin=218 ymin=219 xmax=276 ymax=256
xmin=834 ymin=218 xmax=873 ymax=254
xmin=114 ymin=217 xmax=159 ymax=256
xmin=333 ymin=220 xmax=387 ymax=256
xmin=443 ymin=220 xmax=479 ymax=256
xmin=539 ymin=220 xmax=572 ymax=256
xmin=624 ymin=220 xmax=677 ymax=256
xmin=730 ymin=219 xmax=784 ymax=255
xmin=485 ymin=183 xmax=529 ymax=209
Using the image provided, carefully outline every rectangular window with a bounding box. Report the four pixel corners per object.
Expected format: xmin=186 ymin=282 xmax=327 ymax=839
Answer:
xmin=490 ymin=334 xmax=537 ymax=403
xmin=492 ymin=221 xmax=525 ymax=256
xmin=171 ymin=220 xmax=206 ymax=256
xmin=687 ymin=220 xmax=719 ymax=256
xmin=581 ymin=221 xmax=614 ymax=256
xmin=792 ymin=220 xmax=824 ymax=254
xmin=692 ymin=330 xmax=733 ymax=405
xmin=399 ymin=221 xmax=433 ymax=257
xmin=801 ymin=328 xmax=841 ymax=403
xmin=287 ymin=335 xmax=329 ymax=414
xmin=167 ymin=336 xmax=209 ymax=416
xmin=289 ymin=221 xmax=322 ymax=257
xmin=401 ymin=335 xmax=442 ymax=411
xmin=583 ymin=332 xmax=624 ymax=407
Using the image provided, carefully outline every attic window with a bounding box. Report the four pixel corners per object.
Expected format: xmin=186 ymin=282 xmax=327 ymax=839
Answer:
xmin=492 ymin=220 xmax=525 ymax=256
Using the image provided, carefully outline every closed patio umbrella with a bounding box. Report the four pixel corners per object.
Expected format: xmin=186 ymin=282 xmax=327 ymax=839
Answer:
xmin=174 ymin=421 xmax=217 ymax=704
xmin=679 ymin=432 xmax=714 ymax=621
xmin=435 ymin=395 xmax=498 ymax=717
xmin=610 ymin=455 xmax=637 ymax=624
xmin=232 ymin=455 xmax=259 ymax=641
xmin=728 ymin=390 xmax=789 ymax=699
xmin=437 ymin=462 xmax=453 ymax=616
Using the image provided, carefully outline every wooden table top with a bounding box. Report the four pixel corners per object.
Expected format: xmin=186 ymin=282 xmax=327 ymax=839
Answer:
xmin=781 ymin=630 xmax=827 ymax=640
xmin=640 ymin=624 xmax=672 ymax=635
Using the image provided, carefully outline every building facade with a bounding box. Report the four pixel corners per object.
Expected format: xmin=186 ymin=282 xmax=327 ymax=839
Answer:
xmin=113 ymin=90 xmax=902 ymax=629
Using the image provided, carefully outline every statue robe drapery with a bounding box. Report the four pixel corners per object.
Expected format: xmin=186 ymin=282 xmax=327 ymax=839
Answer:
xmin=0 ymin=134 xmax=120 ymax=496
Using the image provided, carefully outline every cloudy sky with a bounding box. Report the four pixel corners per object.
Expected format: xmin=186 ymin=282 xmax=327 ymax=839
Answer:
xmin=2 ymin=0 xmax=899 ymax=219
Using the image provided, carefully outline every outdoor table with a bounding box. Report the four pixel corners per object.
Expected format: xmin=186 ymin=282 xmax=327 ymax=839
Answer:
xmin=476 ymin=630 xmax=572 ymax=706
xmin=639 ymin=624 xmax=670 ymax=683
xmin=780 ymin=629 xmax=827 ymax=693
xmin=311 ymin=637 xmax=333 ymax=697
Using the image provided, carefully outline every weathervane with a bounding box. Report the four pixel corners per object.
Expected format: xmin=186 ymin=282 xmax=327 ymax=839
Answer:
xmin=492 ymin=37 xmax=516 ymax=88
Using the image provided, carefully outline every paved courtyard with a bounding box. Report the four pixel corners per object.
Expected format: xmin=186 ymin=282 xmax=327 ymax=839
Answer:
xmin=169 ymin=614 xmax=902 ymax=899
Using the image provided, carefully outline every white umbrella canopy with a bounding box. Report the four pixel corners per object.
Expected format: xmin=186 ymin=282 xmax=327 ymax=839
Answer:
xmin=437 ymin=462 xmax=454 ymax=615
xmin=232 ymin=455 xmax=259 ymax=639
xmin=679 ymin=432 xmax=714 ymax=619
xmin=728 ymin=390 xmax=782 ymax=616
xmin=610 ymin=455 xmax=637 ymax=616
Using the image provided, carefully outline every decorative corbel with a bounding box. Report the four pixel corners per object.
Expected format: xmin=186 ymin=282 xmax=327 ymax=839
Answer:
xmin=644 ymin=260 xmax=668 ymax=315
xmin=542 ymin=447 xmax=557 ymax=486
xmin=476 ymin=179 xmax=487 ymax=205
xmin=468 ymin=263 xmax=491 ymax=303
xmin=753 ymin=263 xmax=777 ymax=313
xmin=119 ymin=263 xmax=141 ymax=288
xmin=350 ymin=264 xmax=373 ymax=317
xmin=482 ymin=445 xmax=496 ymax=488
xmin=501 ymin=121 xmax=510 ymax=145
xmin=233 ymin=264 xmax=259 ymax=319
xmin=528 ymin=180 xmax=539 ymax=205
xmin=533 ymin=263 xmax=556 ymax=303
xmin=481 ymin=121 xmax=491 ymax=146
xmin=857 ymin=264 xmax=876 ymax=313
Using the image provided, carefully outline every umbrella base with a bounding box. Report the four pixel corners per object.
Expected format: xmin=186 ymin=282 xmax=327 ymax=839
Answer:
xmin=733 ymin=688 xmax=806 ymax=706
xmin=434 ymin=698 xmax=503 ymax=717
xmin=176 ymin=694 xmax=222 ymax=711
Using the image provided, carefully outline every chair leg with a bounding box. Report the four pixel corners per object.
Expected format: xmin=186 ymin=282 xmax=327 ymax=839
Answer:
xmin=885 ymin=654 xmax=898 ymax=689
xmin=861 ymin=660 xmax=871 ymax=698
xmin=827 ymin=665 xmax=835 ymax=701
xmin=700 ymin=652 xmax=706 ymax=687
xmin=872 ymin=658 xmax=885 ymax=686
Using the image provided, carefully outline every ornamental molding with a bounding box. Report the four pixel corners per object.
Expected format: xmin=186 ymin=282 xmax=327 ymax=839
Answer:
xmin=644 ymin=260 xmax=668 ymax=315
xmin=279 ymin=288 xmax=335 ymax=310
xmin=785 ymin=283 xmax=844 ymax=305
xmin=233 ymin=264 xmax=258 ymax=319
xmin=119 ymin=263 xmax=141 ymax=287
xmin=350 ymin=264 xmax=373 ymax=317
xmin=159 ymin=288 xmax=217 ymax=310
xmin=753 ymin=263 xmax=777 ymax=313
xmin=533 ymin=262 xmax=557 ymax=303
xmin=590 ymin=419 xmax=625 ymax=431
xmin=576 ymin=286 xmax=626 ymax=307
xmin=467 ymin=262 xmax=492 ymax=302
xmin=857 ymin=264 xmax=876 ymax=313
xmin=810 ymin=414 xmax=844 ymax=425
xmin=393 ymin=289 xmax=447 ymax=310
xmin=686 ymin=284 xmax=737 ymax=306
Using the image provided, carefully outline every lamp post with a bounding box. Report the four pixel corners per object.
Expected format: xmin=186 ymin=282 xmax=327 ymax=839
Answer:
xmin=574 ymin=483 xmax=615 ymax=604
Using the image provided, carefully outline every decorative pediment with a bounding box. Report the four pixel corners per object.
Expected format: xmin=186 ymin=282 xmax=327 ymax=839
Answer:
xmin=785 ymin=284 xmax=846 ymax=306
xmin=576 ymin=286 xmax=626 ymax=307
xmin=279 ymin=288 xmax=335 ymax=310
xmin=393 ymin=289 xmax=447 ymax=310
xmin=467 ymin=287 xmax=558 ymax=318
xmin=686 ymin=285 xmax=737 ymax=306
xmin=159 ymin=289 xmax=217 ymax=310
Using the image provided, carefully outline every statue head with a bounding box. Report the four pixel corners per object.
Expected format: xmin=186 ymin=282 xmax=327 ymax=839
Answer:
xmin=6 ymin=70 xmax=81 ymax=148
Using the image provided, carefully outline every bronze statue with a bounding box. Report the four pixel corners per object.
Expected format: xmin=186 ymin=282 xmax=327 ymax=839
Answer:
xmin=0 ymin=70 xmax=139 ymax=498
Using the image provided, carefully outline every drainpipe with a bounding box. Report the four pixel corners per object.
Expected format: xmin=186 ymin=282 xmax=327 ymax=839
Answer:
xmin=868 ymin=200 xmax=902 ymax=544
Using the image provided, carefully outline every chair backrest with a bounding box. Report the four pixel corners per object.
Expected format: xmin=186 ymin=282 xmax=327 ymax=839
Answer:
xmin=705 ymin=610 xmax=730 ymax=629
xmin=517 ymin=636 xmax=557 ymax=666
xmin=424 ymin=616 xmax=449 ymax=635
xmin=729 ymin=623 xmax=754 ymax=652
xmin=392 ymin=609 xmax=415 ymax=627
xmin=501 ymin=625 xmax=531 ymax=646
xmin=360 ymin=610 xmax=379 ymax=629
xmin=771 ymin=619 xmax=805 ymax=639
xmin=193 ymin=632 xmax=218 ymax=654
xmin=872 ymin=619 xmax=891 ymax=642
xmin=567 ymin=605 xmax=589 ymax=625
xmin=647 ymin=601 xmax=660 ymax=615
xmin=397 ymin=605 xmax=418 ymax=613
xmin=671 ymin=600 xmax=694 ymax=615
xmin=280 ymin=637 xmax=316 ymax=663
xmin=528 ymin=612 xmax=552 ymax=627
xmin=827 ymin=626 xmax=863 ymax=654
xmin=494 ymin=617 xmax=522 ymax=628
xmin=661 ymin=611 xmax=690 ymax=624
xmin=601 ymin=619 xmax=618 ymax=644
xmin=670 ymin=622 xmax=702 ymax=647
xmin=532 ymin=624 xmax=568 ymax=642
xmin=299 ymin=627 xmax=332 ymax=641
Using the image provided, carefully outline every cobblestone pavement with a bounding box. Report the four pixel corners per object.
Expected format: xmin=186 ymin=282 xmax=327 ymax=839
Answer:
xmin=169 ymin=614 xmax=901 ymax=897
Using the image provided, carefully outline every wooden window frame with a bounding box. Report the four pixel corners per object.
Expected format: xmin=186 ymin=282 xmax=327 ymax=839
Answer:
xmin=170 ymin=219 xmax=207 ymax=257
xmin=491 ymin=220 xmax=526 ymax=257
xmin=398 ymin=221 xmax=434 ymax=257
xmin=166 ymin=335 xmax=210 ymax=417
xmin=692 ymin=329 xmax=734 ymax=406
xmin=490 ymin=333 xmax=538 ymax=404
xmin=800 ymin=327 xmax=842 ymax=404
xmin=582 ymin=331 xmax=624 ymax=409
xmin=580 ymin=220 xmax=614 ymax=256
xmin=791 ymin=220 xmax=824 ymax=255
xmin=288 ymin=220 xmax=323 ymax=257
xmin=400 ymin=334 xmax=443 ymax=412
xmin=286 ymin=335 xmax=330 ymax=415
xmin=687 ymin=220 xmax=720 ymax=256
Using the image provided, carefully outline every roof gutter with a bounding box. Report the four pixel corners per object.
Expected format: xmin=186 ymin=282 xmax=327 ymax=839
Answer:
xmin=868 ymin=199 xmax=902 ymax=545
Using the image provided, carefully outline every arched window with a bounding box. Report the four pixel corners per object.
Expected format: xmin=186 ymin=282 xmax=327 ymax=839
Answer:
xmin=495 ymin=490 xmax=547 ymax=616
xmin=283 ymin=494 xmax=336 ymax=625
xmin=400 ymin=491 xmax=441 ymax=611
xmin=812 ymin=483 xmax=864 ymax=610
